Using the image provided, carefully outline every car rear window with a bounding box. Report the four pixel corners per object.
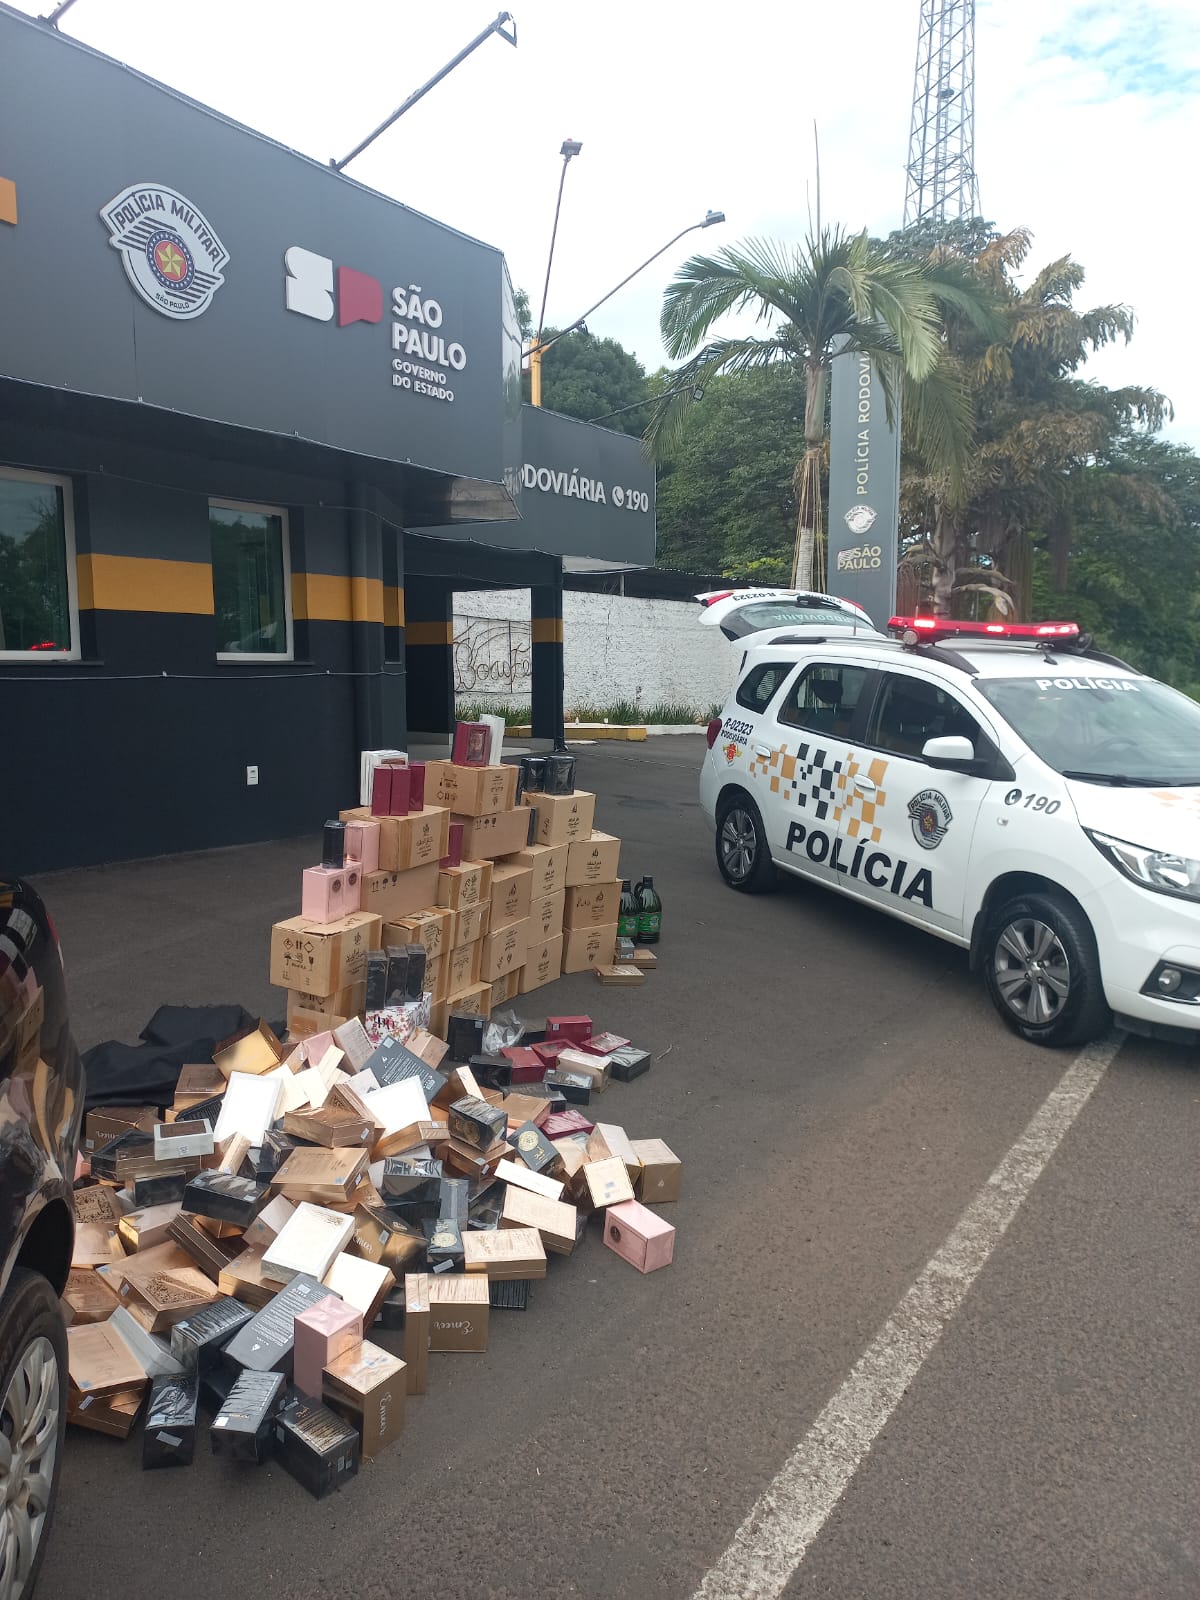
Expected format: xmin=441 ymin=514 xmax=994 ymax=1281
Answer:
xmin=736 ymin=662 xmax=794 ymax=713
xmin=720 ymin=601 xmax=865 ymax=639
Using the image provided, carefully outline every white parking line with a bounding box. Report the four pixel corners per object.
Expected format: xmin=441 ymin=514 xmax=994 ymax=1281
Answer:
xmin=692 ymin=1033 xmax=1124 ymax=1600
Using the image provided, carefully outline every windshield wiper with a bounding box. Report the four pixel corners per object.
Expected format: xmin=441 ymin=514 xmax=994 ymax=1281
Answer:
xmin=1061 ymin=771 xmax=1200 ymax=787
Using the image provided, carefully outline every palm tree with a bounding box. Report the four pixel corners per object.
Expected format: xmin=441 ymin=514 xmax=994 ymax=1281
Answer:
xmin=899 ymin=228 xmax=1172 ymax=616
xmin=646 ymin=228 xmax=990 ymax=588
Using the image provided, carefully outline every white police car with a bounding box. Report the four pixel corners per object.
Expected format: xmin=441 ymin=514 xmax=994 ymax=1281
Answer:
xmin=700 ymin=613 xmax=1200 ymax=1047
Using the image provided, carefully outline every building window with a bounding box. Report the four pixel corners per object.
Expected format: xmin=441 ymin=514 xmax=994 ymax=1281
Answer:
xmin=210 ymin=500 xmax=293 ymax=660
xmin=0 ymin=468 xmax=80 ymax=661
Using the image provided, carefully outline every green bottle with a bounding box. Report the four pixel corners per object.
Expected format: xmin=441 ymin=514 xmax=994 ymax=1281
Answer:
xmin=635 ymin=876 xmax=662 ymax=944
xmin=618 ymin=879 xmax=639 ymax=940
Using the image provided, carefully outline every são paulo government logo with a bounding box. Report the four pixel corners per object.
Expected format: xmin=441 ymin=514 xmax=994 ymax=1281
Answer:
xmin=100 ymin=183 xmax=229 ymax=320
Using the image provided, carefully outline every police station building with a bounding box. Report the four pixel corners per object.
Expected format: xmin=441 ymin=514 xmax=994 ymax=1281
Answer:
xmin=0 ymin=6 xmax=654 ymax=873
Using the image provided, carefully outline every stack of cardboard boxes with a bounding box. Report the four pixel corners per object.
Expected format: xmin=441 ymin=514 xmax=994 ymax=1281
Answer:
xmin=272 ymin=757 xmax=627 ymax=1044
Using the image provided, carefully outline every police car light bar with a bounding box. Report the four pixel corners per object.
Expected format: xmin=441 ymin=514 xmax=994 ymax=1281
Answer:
xmin=888 ymin=616 xmax=1080 ymax=644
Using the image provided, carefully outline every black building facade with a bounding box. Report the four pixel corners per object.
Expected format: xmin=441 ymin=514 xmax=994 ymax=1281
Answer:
xmin=0 ymin=7 xmax=654 ymax=873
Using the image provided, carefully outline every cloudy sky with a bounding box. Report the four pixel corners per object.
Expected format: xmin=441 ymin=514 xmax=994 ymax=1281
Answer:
xmin=13 ymin=0 xmax=1199 ymax=445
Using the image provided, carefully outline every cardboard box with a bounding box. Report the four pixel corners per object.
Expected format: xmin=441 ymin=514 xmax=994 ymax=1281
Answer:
xmin=67 ymin=1321 xmax=147 ymax=1399
xmin=67 ymin=1383 xmax=147 ymax=1438
xmin=270 ymin=912 xmax=382 ymax=995
xmin=402 ymin=1274 xmax=430 ymax=1394
xmin=603 ymin=1198 xmax=675 ymax=1273
xmin=447 ymin=980 xmax=490 ymax=1018
xmin=489 ymin=970 xmax=520 ymax=1008
xmin=519 ymin=935 xmax=564 ymax=994
xmin=437 ymin=860 xmax=493 ymax=913
xmin=595 ymin=965 xmax=646 ymax=986
xmin=360 ymin=864 xmax=440 ymax=924
xmin=566 ymin=831 xmax=622 ymax=888
xmin=460 ymin=1227 xmax=547 ymax=1280
xmin=504 ymin=842 xmax=569 ymax=902
xmin=284 ymin=1006 xmax=353 ymax=1041
xmin=387 ymin=907 xmax=455 ymax=961
xmin=213 ymin=1019 xmax=285 ymax=1079
xmin=564 ymin=882 xmax=621 ymax=930
xmin=491 ymin=862 xmax=533 ymax=932
xmin=630 ymin=1138 xmax=682 ymax=1203
xmin=523 ymin=789 xmax=596 ymax=847
xmin=444 ymin=939 xmax=482 ymax=998
xmin=500 ymin=1186 xmax=579 ymax=1256
xmin=452 ymin=900 xmax=490 ymax=946
xmin=528 ymin=891 xmax=565 ymax=943
xmin=561 ymin=923 xmax=618 ymax=975
xmin=583 ymin=1157 xmax=635 ymax=1211
xmin=322 ymin=1340 xmax=406 ymax=1458
xmin=425 ymin=761 xmax=518 ymax=817
xmin=61 ymin=1268 xmax=122 ymax=1326
xmin=456 ymin=808 xmax=530 ymax=861
xmin=428 ymin=1275 xmax=490 ymax=1352
xmin=480 ymin=919 xmax=528 ymax=983
xmin=376 ymin=806 xmax=451 ymax=871
xmin=286 ymin=984 xmax=365 ymax=1029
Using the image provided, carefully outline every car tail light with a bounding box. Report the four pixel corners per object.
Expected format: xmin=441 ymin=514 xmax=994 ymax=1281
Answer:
xmin=706 ymin=718 xmax=722 ymax=749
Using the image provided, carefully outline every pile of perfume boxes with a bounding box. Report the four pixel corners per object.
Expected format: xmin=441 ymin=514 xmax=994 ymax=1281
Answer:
xmin=65 ymin=1011 xmax=680 ymax=1497
xmin=273 ymin=757 xmax=654 ymax=1046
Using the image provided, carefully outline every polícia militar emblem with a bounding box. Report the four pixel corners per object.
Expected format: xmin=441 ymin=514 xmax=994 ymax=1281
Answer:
xmin=907 ymin=788 xmax=953 ymax=850
xmin=100 ymin=183 xmax=228 ymax=320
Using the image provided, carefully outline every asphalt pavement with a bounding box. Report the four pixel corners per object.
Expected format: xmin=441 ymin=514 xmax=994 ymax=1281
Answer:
xmin=36 ymin=735 xmax=1199 ymax=1600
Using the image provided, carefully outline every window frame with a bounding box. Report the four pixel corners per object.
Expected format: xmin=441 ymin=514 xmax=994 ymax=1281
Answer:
xmin=210 ymin=497 xmax=294 ymax=664
xmin=735 ymin=660 xmax=797 ymax=715
xmin=0 ymin=466 xmax=81 ymax=663
xmin=859 ymin=668 xmax=1013 ymax=779
xmin=775 ymin=660 xmax=874 ymax=740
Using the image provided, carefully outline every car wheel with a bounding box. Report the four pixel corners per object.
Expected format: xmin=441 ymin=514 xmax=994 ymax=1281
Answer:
xmin=715 ymin=795 xmax=777 ymax=894
xmin=984 ymin=891 xmax=1110 ymax=1047
xmin=0 ymin=1269 xmax=66 ymax=1600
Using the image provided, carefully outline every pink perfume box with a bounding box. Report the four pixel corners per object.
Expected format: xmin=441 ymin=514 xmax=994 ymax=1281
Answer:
xmin=578 ymin=1031 xmax=630 ymax=1056
xmin=344 ymin=819 xmax=380 ymax=874
xmin=302 ymin=865 xmax=351 ymax=924
xmin=293 ymin=1295 xmax=363 ymax=1400
xmin=603 ymin=1199 xmax=674 ymax=1273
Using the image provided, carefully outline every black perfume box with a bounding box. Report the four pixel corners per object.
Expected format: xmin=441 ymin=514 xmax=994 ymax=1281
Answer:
xmin=168 ymin=1213 xmax=239 ymax=1282
xmin=141 ymin=1373 xmax=198 ymax=1469
xmin=132 ymin=1171 xmax=188 ymax=1207
xmin=425 ymin=1216 xmax=464 ymax=1273
xmin=467 ymin=1184 xmax=505 ymax=1228
xmin=210 ymin=1370 xmax=285 ymax=1463
xmin=365 ymin=950 xmax=388 ymax=1011
xmin=199 ymin=1360 xmax=237 ymax=1418
xmin=446 ymin=1012 xmax=486 ymax=1063
xmin=448 ymin=1096 xmax=507 ymax=1151
xmin=88 ymin=1128 xmax=151 ymax=1181
xmin=543 ymin=1070 xmax=592 ymax=1106
xmin=608 ymin=1045 xmax=651 ymax=1083
xmin=182 ymin=1170 xmax=269 ymax=1228
xmin=404 ymin=943 xmax=427 ymax=1001
xmin=321 ymin=819 xmax=347 ymax=869
xmin=438 ymin=1177 xmax=469 ymax=1221
xmin=468 ymin=1053 xmax=512 ymax=1091
xmin=365 ymin=1038 xmax=447 ymax=1103
xmin=384 ymin=946 xmax=411 ymax=1004
xmin=509 ymin=1122 xmax=563 ymax=1178
xmin=274 ymin=1393 xmax=361 ymax=1499
xmin=379 ymin=1155 xmax=443 ymax=1206
xmin=177 ymin=1092 xmax=227 ymax=1126
xmin=222 ymin=1274 xmax=327 ymax=1375
xmin=489 ymin=1279 xmax=530 ymax=1311
xmin=378 ymin=1286 xmax=408 ymax=1331
xmin=170 ymin=1298 xmax=254 ymax=1374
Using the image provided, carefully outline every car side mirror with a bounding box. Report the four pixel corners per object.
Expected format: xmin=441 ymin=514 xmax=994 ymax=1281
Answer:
xmin=922 ymin=735 xmax=976 ymax=769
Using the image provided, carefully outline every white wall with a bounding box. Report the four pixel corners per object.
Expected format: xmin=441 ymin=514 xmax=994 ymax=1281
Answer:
xmin=453 ymin=589 xmax=735 ymax=717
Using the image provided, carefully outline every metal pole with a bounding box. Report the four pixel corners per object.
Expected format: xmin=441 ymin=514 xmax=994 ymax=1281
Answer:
xmin=332 ymin=12 xmax=517 ymax=172
xmin=41 ymin=0 xmax=83 ymax=26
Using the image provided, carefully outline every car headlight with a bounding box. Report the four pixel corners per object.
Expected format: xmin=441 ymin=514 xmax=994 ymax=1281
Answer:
xmin=1087 ymin=831 xmax=1200 ymax=902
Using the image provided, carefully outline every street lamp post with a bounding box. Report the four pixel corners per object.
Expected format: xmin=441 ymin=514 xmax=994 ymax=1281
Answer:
xmin=527 ymin=209 xmax=725 ymax=407
xmin=531 ymin=138 xmax=583 ymax=406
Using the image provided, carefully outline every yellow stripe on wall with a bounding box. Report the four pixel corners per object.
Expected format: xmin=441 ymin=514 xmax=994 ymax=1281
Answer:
xmin=76 ymin=553 xmax=214 ymax=614
xmin=384 ymin=585 xmax=405 ymax=629
xmin=531 ymin=617 xmax=564 ymax=644
xmin=291 ymin=573 xmax=388 ymax=624
xmin=406 ymin=621 xmax=453 ymax=646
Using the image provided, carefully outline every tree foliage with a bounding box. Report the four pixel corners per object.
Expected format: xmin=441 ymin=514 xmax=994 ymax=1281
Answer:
xmin=654 ymin=367 xmax=808 ymax=580
xmin=522 ymin=326 xmax=649 ymax=435
xmin=647 ymin=228 xmax=994 ymax=587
